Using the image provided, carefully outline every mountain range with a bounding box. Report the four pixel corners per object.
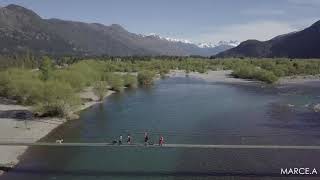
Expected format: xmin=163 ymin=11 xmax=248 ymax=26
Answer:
xmin=2 ymin=4 xmax=319 ymax=58
xmin=0 ymin=4 xmax=234 ymax=57
xmin=216 ymin=20 xmax=320 ymax=58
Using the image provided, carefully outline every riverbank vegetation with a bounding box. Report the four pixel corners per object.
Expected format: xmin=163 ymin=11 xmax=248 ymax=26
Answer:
xmin=1 ymin=56 xmax=320 ymax=117
xmin=231 ymin=64 xmax=279 ymax=83
xmin=226 ymin=59 xmax=320 ymax=83
xmin=138 ymin=70 xmax=156 ymax=86
xmin=93 ymin=81 xmax=108 ymax=101
xmin=0 ymin=59 xmax=140 ymax=117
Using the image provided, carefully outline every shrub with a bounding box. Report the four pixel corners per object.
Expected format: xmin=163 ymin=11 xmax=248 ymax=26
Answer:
xmin=272 ymin=65 xmax=287 ymax=77
xmin=7 ymin=78 xmax=44 ymax=104
xmin=35 ymin=81 xmax=80 ymax=117
xmin=254 ymin=69 xmax=278 ymax=84
xmin=106 ymin=73 xmax=124 ymax=92
xmin=54 ymin=70 xmax=87 ymax=91
xmin=123 ymin=74 xmax=138 ymax=88
xmin=0 ymin=71 xmax=10 ymax=96
xmin=232 ymin=66 xmax=255 ymax=79
xmin=93 ymin=81 xmax=108 ymax=101
xmin=232 ymin=65 xmax=278 ymax=84
xmin=137 ymin=70 xmax=156 ymax=86
xmin=69 ymin=60 xmax=104 ymax=83
xmin=39 ymin=56 xmax=54 ymax=81
xmin=2 ymin=69 xmax=43 ymax=104
xmin=159 ymin=68 xmax=170 ymax=78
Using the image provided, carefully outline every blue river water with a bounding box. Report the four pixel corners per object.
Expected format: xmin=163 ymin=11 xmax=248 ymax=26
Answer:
xmin=2 ymin=77 xmax=320 ymax=180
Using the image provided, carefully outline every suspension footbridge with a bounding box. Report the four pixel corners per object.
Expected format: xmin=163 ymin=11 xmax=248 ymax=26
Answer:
xmin=1 ymin=142 xmax=320 ymax=150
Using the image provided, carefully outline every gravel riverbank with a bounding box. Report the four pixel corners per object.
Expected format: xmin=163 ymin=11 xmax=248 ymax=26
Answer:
xmin=0 ymin=88 xmax=114 ymax=173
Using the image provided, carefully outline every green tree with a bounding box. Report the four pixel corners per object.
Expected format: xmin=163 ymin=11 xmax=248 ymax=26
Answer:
xmin=39 ymin=56 xmax=53 ymax=81
xmin=93 ymin=81 xmax=108 ymax=101
xmin=106 ymin=73 xmax=124 ymax=92
xmin=35 ymin=81 xmax=80 ymax=117
xmin=137 ymin=70 xmax=156 ymax=86
xmin=123 ymin=74 xmax=138 ymax=88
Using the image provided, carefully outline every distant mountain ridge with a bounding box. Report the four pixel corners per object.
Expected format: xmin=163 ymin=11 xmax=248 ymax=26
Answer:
xmin=0 ymin=4 xmax=76 ymax=56
xmin=141 ymin=33 xmax=239 ymax=48
xmin=216 ymin=20 xmax=320 ymax=58
xmin=0 ymin=4 xmax=234 ymax=57
xmin=197 ymin=40 xmax=240 ymax=48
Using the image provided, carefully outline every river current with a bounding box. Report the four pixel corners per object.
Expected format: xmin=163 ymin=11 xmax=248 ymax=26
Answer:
xmin=2 ymin=77 xmax=320 ymax=180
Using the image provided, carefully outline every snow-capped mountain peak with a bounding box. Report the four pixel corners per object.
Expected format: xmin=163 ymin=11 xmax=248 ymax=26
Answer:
xmin=141 ymin=33 xmax=239 ymax=48
xmin=197 ymin=41 xmax=240 ymax=48
xmin=163 ymin=37 xmax=192 ymax=44
xmin=197 ymin=42 xmax=215 ymax=48
xmin=144 ymin=33 xmax=193 ymax=44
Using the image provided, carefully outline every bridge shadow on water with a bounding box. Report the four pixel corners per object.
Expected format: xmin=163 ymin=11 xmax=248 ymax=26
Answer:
xmin=5 ymin=168 xmax=318 ymax=178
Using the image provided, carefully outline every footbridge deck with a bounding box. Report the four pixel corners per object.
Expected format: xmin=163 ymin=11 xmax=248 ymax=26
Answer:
xmin=1 ymin=142 xmax=320 ymax=150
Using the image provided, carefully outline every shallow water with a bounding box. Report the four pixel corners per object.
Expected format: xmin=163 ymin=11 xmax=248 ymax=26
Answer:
xmin=2 ymin=77 xmax=320 ymax=180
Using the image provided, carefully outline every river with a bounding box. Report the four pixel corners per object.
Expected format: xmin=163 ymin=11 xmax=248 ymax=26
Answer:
xmin=2 ymin=77 xmax=320 ymax=180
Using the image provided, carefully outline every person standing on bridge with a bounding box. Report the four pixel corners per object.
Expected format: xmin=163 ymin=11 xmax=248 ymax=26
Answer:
xmin=118 ymin=135 xmax=123 ymax=145
xmin=159 ymin=136 xmax=164 ymax=146
xmin=127 ymin=134 xmax=131 ymax=144
xmin=144 ymin=132 xmax=149 ymax=145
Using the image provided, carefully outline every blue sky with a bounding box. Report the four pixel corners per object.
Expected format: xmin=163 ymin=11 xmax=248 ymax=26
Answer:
xmin=0 ymin=0 xmax=319 ymax=43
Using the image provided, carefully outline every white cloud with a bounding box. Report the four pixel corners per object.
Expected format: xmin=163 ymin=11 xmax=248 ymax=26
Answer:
xmin=288 ymin=0 xmax=320 ymax=6
xmin=195 ymin=20 xmax=300 ymax=43
xmin=290 ymin=17 xmax=320 ymax=30
xmin=241 ymin=9 xmax=285 ymax=16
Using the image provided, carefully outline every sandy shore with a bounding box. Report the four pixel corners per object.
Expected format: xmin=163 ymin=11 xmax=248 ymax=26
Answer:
xmin=169 ymin=70 xmax=256 ymax=84
xmin=0 ymin=88 xmax=114 ymax=171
